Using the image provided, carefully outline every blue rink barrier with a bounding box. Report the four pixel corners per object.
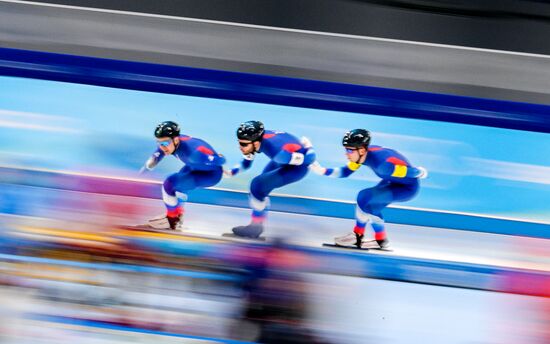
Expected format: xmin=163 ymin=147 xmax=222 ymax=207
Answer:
xmin=1 ymin=47 xmax=549 ymax=133
xmin=1 ymin=167 xmax=549 ymax=239
xmin=296 ymin=246 xmax=550 ymax=297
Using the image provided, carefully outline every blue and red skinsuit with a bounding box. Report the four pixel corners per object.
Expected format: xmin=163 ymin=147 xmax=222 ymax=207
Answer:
xmin=323 ymin=145 xmax=422 ymax=241
xmin=146 ymin=135 xmax=226 ymax=218
xmin=230 ymin=130 xmax=315 ymax=223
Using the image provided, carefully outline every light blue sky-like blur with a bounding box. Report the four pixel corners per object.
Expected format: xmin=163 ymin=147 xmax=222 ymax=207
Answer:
xmin=1 ymin=76 xmax=549 ymax=222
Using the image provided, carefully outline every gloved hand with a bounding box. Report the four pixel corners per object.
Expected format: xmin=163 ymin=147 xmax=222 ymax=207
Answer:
xmin=300 ymin=136 xmax=313 ymax=149
xmin=223 ymin=169 xmax=235 ymax=178
xmin=417 ymin=166 xmax=428 ymax=179
xmin=243 ymin=153 xmax=255 ymax=161
xmin=309 ymin=161 xmax=327 ymax=175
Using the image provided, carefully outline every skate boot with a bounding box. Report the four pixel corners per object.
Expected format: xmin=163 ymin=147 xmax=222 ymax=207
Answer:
xmin=334 ymin=232 xmax=363 ymax=248
xmin=232 ymin=222 xmax=264 ymax=238
xmin=147 ymin=214 xmax=183 ymax=230
xmin=376 ymin=238 xmax=390 ymax=249
xmin=359 ymin=237 xmax=390 ymax=249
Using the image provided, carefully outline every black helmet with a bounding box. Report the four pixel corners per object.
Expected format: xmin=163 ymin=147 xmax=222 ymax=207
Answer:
xmin=342 ymin=129 xmax=371 ymax=148
xmin=154 ymin=121 xmax=180 ymax=138
xmin=237 ymin=120 xmax=265 ymax=141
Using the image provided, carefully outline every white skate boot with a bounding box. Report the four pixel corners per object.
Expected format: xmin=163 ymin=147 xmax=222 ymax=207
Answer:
xmin=359 ymin=238 xmax=391 ymax=250
xmin=334 ymin=232 xmax=362 ymax=248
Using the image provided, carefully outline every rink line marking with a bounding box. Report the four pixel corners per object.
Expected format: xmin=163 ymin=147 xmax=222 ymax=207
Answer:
xmin=3 ymin=0 xmax=550 ymax=59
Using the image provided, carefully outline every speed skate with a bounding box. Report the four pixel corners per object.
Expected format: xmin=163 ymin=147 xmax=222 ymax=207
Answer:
xmin=221 ymin=233 xmax=267 ymax=241
xmin=117 ymin=224 xmax=189 ymax=234
xmin=119 ymin=224 xmax=268 ymax=243
xmin=323 ymin=239 xmax=393 ymax=252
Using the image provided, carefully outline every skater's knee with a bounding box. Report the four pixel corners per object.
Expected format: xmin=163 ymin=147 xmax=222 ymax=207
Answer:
xmin=357 ymin=199 xmax=383 ymax=219
xmin=355 ymin=203 xmax=375 ymax=222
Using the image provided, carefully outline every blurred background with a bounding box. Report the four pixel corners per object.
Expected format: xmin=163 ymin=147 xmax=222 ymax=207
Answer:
xmin=0 ymin=1 xmax=549 ymax=343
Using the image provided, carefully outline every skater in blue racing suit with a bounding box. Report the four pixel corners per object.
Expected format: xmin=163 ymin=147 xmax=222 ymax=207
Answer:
xmin=140 ymin=121 xmax=226 ymax=230
xmin=224 ymin=120 xmax=316 ymax=238
xmin=310 ymin=129 xmax=427 ymax=249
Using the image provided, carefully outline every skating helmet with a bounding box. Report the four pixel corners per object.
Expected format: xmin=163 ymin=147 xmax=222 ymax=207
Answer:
xmin=342 ymin=129 xmax=371 ymax=148
xmin=154 ymin=121 xmax=180 ymax=138
xmin=237 ymin=120 xmax=265 ymax=141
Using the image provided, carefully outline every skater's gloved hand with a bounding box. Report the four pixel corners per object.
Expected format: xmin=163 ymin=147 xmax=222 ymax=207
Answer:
xmin=417 ymin=166 xmax=428 ymax=179
xmin=309 ymin=161 xmax=327 ymax=175
xmin=242 ymin=153 xmax=255 ymax=161
xmin=223 ymin=169 xmax=235 ymax=178
xmin=300 ymin=136 xmax=313 ymax=149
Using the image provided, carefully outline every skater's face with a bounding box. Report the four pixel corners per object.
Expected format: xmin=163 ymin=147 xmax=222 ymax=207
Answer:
xmin=239 ymin=140 xmax=260 ymax=154
xmin=157 ymin=137 xmax=178 ymax=154
xmin=345 ymin=146 xmax=367 ymax=163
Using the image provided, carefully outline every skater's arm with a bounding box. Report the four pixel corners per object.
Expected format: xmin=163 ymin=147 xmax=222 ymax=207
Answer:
xmin=272 ymin=137 xmax=317 ymax=166
xmin=273 ymin=143 xmax=306 ymax=165
xmin=379 ymin=158 xmax=428 ymax=179
xmin=141 ymin=149 xmax=165 ymax=172
xmin=300 ymin=136 xmax=317 ymax=166
xmin=224 ymin=153 xmax=255 ymax=177
xmin=309 ymin=160 xmax=360 ymax=178
xmin=188 ymin=146 xmax=227 ymax=166
xmin=325 ymin=161 xmax=360 ymax=178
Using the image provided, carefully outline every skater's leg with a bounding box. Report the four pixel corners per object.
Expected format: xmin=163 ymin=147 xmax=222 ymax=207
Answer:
xmin=356 ymin=180 xmax=419 ymax=245
xmin=249 ymin=164 xmax=308 ymax=224
xmin=233 ymin=164 xmax=308 ymax=238
xmin=150 ymin=167 xmax=222 ymax=229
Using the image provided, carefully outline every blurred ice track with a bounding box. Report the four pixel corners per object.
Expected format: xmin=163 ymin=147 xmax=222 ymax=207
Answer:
xmin=2 ymin=185 xmax=548 ymax=272
xmin=1 ymin=274 xmax=548 ymax=344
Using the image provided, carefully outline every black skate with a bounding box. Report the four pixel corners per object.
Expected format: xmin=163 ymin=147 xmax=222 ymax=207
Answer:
xmin=229 ymin=223 xmax=264 ymax=239
xmin=376 ymin=238 xmax=390 ymax=249
xmin=144 ymin=214 xmax=183 ymax=230
xmin=323 ymin=234 xmax=392 ymax=251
